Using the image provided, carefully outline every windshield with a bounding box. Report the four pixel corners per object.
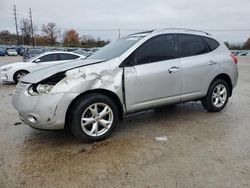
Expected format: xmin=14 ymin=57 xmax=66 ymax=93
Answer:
xmin=87 ymin=36 xmax=143 ymax=60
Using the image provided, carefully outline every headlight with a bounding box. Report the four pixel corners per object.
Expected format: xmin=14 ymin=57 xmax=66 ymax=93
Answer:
xmin=0 ymin=67 xmax=12 ymax=71
xmin=28 ymin=84 xmax=53 ymax=96
xmin=27 ymin=72 xmax=65 ymax=96
xmin=36 ymin=84 xmax=53 ymax=94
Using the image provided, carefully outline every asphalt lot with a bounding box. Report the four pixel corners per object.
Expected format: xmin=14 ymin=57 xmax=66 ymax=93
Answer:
xmin=0 ymin=56 xmax=249 ymax=188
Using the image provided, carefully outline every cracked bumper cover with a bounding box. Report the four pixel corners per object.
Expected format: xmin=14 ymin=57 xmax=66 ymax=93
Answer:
xmin=12 ymin=83 xmax=79 ymax=130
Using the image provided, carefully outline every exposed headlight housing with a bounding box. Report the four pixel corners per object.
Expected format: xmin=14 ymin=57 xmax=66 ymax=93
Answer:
xmin=28 ymin=84 xmax=53 ymax=95
xmin=36 ymin=84 xmax=53 ymax=94
xmin=28 ymin=72 xmax=65 ymax=96
xmin=0 ymin=67 xmax=12 ymax=71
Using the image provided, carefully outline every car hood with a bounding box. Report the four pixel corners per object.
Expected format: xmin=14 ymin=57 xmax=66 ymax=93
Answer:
xmin=21 ymin=59 xmax=105 ymax=83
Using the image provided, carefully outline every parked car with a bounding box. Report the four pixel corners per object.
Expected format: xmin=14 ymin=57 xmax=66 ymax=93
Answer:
xmin=65 ymin=48 xmax=77 ymax=52
xmin=238 ymin=52 xmax=248 ymax=56
xmin=0 ymin=48 xmax=6 ymax=56
xmin=0 ymin=51 xmax=85 ymax=83
xmin=91 ymin=47 xmax=101 ymax=53
xmin=15 ymin=46 xmax=25 ymax=55
xmin=19 ymin=48 xmax=25 ymax=56
xmin=12 ymin=29 xmax=238 ymax=142
xmin=6 ymin=49 xmax=18 ymax=56
xmin=23 ymin=48 xmax=44 ymax=61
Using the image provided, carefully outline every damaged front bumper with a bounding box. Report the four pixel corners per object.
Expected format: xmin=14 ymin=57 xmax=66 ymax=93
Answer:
xmin=12 ymin=82 xmax=79 ymax=130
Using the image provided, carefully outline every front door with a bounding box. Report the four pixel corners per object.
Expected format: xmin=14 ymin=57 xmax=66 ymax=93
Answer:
xmin=124 ymin=34 xmax=182 ymax=112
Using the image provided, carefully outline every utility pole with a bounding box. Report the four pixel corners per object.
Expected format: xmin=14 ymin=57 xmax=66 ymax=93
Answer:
xmin=29 ymin=8 xmax=34 ymax=47
xmin=13 ymin=4 xmax=19 ymax=45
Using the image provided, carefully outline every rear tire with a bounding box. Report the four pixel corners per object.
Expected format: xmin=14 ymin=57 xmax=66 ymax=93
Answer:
xmin=13 ymin=70 xmax=29 ymax=84
xmin=202 ymin=79 xmax=229 ymax=112
xmin=70 ymin=94 xmax=119 ymax=142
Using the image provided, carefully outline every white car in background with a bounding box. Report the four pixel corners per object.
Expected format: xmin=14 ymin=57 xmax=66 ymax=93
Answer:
xmin=6 ymin=49 xmax=18 ymax=56
xmin=0 ymin=51 xmax=85 ymax=83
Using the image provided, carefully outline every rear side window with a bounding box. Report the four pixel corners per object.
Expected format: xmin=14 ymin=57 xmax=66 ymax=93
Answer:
xmin=177 ymin=34 xmax=209 ymax=58
xmin=58 ymin=53 xmax=79 ymax=61
xmin=134 ymin=34 xmax=175 ymax=65
xmin=204 ymin=37 xmax=220 ymax=51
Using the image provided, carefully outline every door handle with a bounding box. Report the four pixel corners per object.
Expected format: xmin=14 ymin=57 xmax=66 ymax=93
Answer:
xmin=168 ymin=66 xmax=180 ymax=74
xmin=208 ymin=61 xmax=218 ymax=65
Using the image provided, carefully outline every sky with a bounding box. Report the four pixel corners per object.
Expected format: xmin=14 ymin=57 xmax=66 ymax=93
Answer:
xmin=1 ymin=0 xmax=250 ymax=43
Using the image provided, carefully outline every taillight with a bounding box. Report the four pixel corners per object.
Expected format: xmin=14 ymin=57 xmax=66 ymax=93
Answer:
xmin=230 ymin=54 xmax=238 ymax=64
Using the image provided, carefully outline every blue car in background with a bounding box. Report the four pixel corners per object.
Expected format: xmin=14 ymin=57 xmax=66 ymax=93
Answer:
xmin=0 ymin=48 xmax=6 ymax=56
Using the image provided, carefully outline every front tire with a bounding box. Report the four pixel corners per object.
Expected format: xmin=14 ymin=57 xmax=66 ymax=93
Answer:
xmin=70 ymin=94 xmax=119 ymax=142
xmin=13 ymin=70 xmax=29 ymax=84
xmin=202 ymin=79 xmax=229 ymax=112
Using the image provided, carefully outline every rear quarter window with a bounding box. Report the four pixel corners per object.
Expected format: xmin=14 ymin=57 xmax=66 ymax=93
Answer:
xmin=204 ymin=37 xmax=220 ymax=51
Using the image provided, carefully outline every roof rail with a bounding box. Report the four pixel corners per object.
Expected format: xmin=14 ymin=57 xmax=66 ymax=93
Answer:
xmin=128 ymin=30 xmax=155 ymax=36
xmin=154 ymin=28 xmax=212 ymax=36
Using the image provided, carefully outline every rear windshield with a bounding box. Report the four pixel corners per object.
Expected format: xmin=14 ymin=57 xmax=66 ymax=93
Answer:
xmin=87 ymin=36 xmax=143 ymax=60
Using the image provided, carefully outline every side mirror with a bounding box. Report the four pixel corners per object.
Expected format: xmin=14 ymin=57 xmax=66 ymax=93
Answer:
xmin=34 ymin=58 xmax=41 ymax=63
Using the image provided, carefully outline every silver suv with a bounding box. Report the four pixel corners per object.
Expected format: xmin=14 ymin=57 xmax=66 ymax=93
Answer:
xmin=12 ymin=29 xmax=238 ymax=141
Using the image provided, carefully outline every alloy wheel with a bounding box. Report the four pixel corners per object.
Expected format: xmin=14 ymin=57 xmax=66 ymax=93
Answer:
xmin=212 ymin=84 xmax=227 ymax=108
xmin=81 ymin=103 xmax=113 ymax=137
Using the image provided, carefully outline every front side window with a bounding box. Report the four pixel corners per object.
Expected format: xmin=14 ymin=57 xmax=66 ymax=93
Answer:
xmin=37 ymin=54 xmax=58 ymax=62
xmin=177 ymin=34 xmax=208 ymax=58
xmin=133 ymin=34 xmax=176 ymax=65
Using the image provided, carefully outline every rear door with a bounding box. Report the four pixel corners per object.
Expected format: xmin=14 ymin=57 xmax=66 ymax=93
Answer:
xmin=124 ymin=34 xmax=182 ymax=112
xmin=176 ymin=34 xmax=220 ymax=101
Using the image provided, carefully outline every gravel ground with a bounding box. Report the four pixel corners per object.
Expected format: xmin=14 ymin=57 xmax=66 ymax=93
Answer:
xmin=0 ymin=56 xmax=249 ymax=188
